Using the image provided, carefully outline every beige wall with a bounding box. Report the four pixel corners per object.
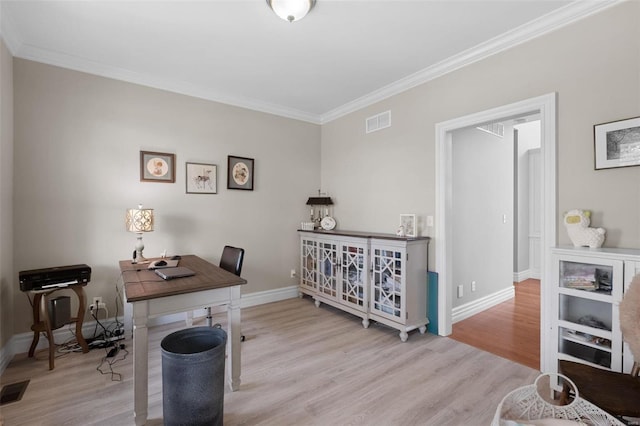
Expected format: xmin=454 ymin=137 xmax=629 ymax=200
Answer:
xmin=1 ymin=38 xmax=14 ymax=349
xmin=321 ymin=1 xmax=640 ymax=262
xmin=12 ymin=60 xmax=320 ymax=335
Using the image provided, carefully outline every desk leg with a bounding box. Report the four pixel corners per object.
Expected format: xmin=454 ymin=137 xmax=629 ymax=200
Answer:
xmin=132 ymin=301 xmax=149 ymax=426
xmin=227 ymin=285 xmax=241 ymax=391
xmin=123 ymin=299 xmax=133 ymax=340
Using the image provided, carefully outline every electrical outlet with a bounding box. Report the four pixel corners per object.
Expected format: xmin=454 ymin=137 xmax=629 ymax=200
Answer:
xmin=427 ymin=215 xmax=434 ymax=227
xmin=457 ymin=285 xmax=464 ymax=298
xmin=90 ymin=296 xmax=105 ymax=312
xmin=471 ymin=281 xmax=477 ymax=292
xmin=290 ymin=269 xmax=296 ymax=278
xmin=90 ymin=301 xmax=106 ymax=311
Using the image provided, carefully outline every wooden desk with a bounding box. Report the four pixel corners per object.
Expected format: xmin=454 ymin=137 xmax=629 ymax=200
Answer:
xmin=120 ymin=255 xmax=247 ymax=426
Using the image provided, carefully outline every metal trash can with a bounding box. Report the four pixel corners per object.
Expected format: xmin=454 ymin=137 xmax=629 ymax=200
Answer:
xmin=161 ymin=325 xmax=227 ymax=426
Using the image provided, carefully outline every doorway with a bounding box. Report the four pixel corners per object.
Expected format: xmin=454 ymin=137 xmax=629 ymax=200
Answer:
xmin=434 ymin=93 xmax=557 ymax=373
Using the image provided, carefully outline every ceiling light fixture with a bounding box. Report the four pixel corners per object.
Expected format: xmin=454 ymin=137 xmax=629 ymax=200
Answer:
xmin=266 ymin=0 xmax=316 ymax=23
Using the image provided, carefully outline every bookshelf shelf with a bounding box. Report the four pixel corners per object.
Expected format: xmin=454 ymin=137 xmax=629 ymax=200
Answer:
xmin=551 ymin=246 xmax=640 ymax=375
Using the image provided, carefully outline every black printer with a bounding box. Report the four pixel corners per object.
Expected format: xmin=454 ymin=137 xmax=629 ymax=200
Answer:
xmin=19 ymin=264 xmax=91 ymax=292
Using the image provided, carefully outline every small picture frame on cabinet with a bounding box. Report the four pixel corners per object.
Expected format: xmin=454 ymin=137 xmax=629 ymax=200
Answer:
xmin=399 ymin=214 xmax=416 ymax=237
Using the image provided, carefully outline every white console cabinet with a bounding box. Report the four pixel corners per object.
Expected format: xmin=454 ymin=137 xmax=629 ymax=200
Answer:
xmin=551 ymin=246 xmax=640 ymax=375
xmin=299 ymin=230 xmax=430 ymax=341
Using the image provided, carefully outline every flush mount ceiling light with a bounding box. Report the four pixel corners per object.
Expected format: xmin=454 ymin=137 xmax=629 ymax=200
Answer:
xmin=267 ymin=0 xmax=316 ymax=23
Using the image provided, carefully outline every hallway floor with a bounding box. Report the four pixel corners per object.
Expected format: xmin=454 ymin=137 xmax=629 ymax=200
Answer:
xmin=450 ymin=279 xmax=540 ymax=370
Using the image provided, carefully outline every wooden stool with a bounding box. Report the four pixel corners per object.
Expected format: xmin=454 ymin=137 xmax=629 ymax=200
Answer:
xmin=28 ymin=285 xmax=90 ymax=370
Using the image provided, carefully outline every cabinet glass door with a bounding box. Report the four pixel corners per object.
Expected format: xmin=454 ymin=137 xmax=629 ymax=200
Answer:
xmin=300 ymin=238 xmax=318 ymax=291
xmin=340 ymin=242 xmax=367 ymax=311
xmin=559 ymin=260 xmax=613 ymax=295
xmin=371 ymin=247 xmax=403 ymax=319
xmin=318 ymin=240 xmax=337 ymax=299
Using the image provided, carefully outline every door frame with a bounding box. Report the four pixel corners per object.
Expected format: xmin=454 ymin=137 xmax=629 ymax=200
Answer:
xmin=434 ymin=92 xmax=557 ymax=373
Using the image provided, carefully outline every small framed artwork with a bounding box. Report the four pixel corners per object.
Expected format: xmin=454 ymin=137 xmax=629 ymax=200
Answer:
xmin=140 ymin=151 xmax=176 ymax=183
xmin=400 ymin=214 xmax=416 ymax=237
xmin=227 ymin=155 xmax=254 ymax=191
xmin=594 ymin=116 xmax=640 ymax=170
xmin=186 ymin=162 xmax=217 ymax=194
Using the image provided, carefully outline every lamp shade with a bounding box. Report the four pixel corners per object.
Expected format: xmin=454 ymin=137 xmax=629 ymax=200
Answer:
xmin=306 ymin=197 xmax=333 ymax=205
xmin=126 ymin=206 xmax=154 ymax=233
xmin=267 ymin=0 xmax=315 ymax=23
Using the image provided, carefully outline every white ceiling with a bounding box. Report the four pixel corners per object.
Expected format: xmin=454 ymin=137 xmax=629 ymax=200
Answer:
xmin=0 ymin=1 xmax=617 ymax=124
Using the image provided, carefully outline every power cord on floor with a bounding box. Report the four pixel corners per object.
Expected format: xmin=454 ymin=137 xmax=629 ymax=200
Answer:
xmin=96 ymin=343 xmax=128 ymax=381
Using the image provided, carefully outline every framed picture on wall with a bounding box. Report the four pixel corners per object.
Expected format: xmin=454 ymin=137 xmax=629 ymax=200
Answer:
xmin=227 ymin=156 xmax=254 ymax=190
xmin=400 ymin=214 xmax=416 ymax=237
xmin=186 ymin=162 xmax=217 ymax=194
xmin=140 ymin=151 xmax=176 ymax=183
xmin=594 ymin=116 xmax=640 ymax=170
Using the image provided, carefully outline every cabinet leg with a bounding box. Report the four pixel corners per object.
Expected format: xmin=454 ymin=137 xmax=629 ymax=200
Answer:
xmin=419 ymin=325 xmax=427 ymax=334
xmin=314 ymin=299 xmax=321 ymax=308
xmin=28 ymin=293 xmax=43 ymax=358
xmin=71 ymin=286 xmax=89 ymax=353
xmin=399 ymin=331 xmax=408 ymax=342
xmin=362 ymin=318 xmax=370 ymax=329
xmin=28 ymin=331 xmax=40 ymax=358
xmin=39 ymin=295 xmax=55 ymax=370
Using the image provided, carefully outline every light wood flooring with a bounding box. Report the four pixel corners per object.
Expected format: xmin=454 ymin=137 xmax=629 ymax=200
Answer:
xmin=1 ymin=296 xmax=539 ymax=426
xmin=451 ymin=279 xmax=541 ymax=370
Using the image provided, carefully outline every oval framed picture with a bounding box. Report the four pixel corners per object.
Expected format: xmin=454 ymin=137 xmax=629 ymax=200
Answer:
xmin=227 ymin=155 xmax=254 ymax=190
xmin=140 ymin=151 xmax=176 ymax=183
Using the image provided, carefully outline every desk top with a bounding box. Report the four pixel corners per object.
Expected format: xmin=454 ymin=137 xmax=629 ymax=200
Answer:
xmin=120 ymin=254 xmax=247 ymax=303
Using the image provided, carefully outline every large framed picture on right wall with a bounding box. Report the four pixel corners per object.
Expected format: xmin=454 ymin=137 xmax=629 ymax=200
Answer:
xmin=594 ymin=116 xmax=640 ymax=170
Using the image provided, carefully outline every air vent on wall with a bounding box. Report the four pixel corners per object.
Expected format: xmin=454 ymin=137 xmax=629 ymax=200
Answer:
xmin=476 ymin=122 xmax=504 ymax=137
xmin=366 ymin=110 xmax=391 ymax=134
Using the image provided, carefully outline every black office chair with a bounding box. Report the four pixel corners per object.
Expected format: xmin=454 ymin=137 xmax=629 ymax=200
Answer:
xmin=207 ymin=246 xmax=245 ymax=340
xmin=219 ymin=245 xmax=244 ymax=277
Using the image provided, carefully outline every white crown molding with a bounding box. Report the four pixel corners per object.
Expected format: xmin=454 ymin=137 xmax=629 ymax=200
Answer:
xmin=320 ymin=0 xmax=623 ymax=124
xmin=10 ymin=41 xmax=323 ymax=124
xmin=0 ymin=3 xmax=21 ymax=55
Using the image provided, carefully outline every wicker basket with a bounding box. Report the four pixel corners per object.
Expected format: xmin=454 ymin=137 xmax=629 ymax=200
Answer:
xmin=492 ymin=373 xmax=625 ymax=426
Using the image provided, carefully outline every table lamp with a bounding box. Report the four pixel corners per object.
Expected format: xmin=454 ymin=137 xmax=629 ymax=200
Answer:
xmin=125 ymin=204 xmax=154 ymax=263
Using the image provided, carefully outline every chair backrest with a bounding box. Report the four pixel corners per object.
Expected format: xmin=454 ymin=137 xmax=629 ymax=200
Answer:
xmin=219 ymin=246 xmax=244 ymax=276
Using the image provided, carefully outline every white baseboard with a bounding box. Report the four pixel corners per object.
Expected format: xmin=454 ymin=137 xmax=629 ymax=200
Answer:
xmin=452 ymin=286 xmax=515 ymax=324
xmin=513 ymin=269 xmax=541 ymax=282
xmin=2 ymin=317 xmax=125 ymax=361
xmin=146 ymin=285 xmax=299 ymax=327
xmin=0 ymin=336 xmax=16 ymax=374
xmin=0 ymin=285 xmax=300 ymax=375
